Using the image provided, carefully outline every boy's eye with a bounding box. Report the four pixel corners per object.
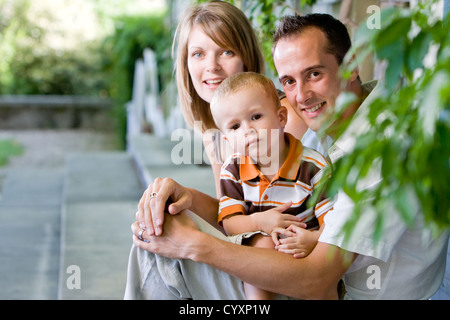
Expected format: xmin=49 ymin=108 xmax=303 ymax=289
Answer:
xmin=251 ymin=114 xmax=262 ymax=121
xmin=230 ymin=123 xmax=240 ymax=130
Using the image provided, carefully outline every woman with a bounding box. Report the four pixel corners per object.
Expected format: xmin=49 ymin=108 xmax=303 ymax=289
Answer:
xmin=126 ymin=1 xmax=311 ymax=299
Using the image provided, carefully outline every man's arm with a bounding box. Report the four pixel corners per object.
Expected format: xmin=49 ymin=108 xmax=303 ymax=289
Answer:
xmin=193 ymin=231 xmax=355 ymax=299
xmin=134 ymin=212 xmax=356 ymax=299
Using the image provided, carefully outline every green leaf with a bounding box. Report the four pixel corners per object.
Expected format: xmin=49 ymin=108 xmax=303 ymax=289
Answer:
xmin=374 ymin=16 xmax=410 ymax=58
xmin=407 ymin=31 xmax=433 ymax=73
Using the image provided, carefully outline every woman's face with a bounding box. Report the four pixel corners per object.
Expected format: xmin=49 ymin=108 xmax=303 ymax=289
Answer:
xmin=187 ymin=24 xmax=245 ymax=104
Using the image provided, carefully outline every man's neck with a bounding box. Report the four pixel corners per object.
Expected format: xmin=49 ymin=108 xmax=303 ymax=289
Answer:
xmin=326 ymin=80 xmax=367 ymax=140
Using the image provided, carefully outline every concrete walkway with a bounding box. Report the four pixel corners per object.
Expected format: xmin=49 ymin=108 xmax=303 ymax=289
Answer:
xmin=0 ymin=130 xmax=143 ymax=299
xmin=0 ymin=130 xmax=214 ymax=299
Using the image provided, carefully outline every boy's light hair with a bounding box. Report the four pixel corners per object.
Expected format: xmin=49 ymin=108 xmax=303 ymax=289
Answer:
xmin=211 ymin=72 xmax=280 ymax=121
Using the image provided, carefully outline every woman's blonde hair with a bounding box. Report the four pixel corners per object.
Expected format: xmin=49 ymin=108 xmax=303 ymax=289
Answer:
xmin=173 ymin=1 xmax=265 ymax=132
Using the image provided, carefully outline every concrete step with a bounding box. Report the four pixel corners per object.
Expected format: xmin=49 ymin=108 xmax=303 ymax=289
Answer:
xmin=58 ymin=152 xmax=143 ymax=299
xmin=128 ymin=133 xmax=216 ymax=197
xmin=0 ymin=169 xmax=64 ymax=299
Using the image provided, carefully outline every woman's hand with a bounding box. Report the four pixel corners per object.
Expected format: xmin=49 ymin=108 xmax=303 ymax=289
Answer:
xmin=136 ymin=177 xmax=193 ymax=236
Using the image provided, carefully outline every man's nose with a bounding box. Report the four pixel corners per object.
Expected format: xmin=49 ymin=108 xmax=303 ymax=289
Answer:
xmin=296 ymin=82 xmax=312 ymax=105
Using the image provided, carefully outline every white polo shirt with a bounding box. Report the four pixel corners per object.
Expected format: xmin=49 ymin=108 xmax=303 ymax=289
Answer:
xmin=319 ymin=81 xmax=449 ymax=299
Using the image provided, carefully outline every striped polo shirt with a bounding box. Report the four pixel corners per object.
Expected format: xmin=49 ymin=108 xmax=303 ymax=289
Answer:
xmin=218 ymin=133 xmax=333 ymax=230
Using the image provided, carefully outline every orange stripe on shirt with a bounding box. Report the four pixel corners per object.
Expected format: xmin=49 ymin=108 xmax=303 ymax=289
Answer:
xmin=304 ymin=156 xmax=326 ymax=168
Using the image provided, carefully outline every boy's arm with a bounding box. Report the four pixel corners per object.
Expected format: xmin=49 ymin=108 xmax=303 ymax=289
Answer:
xmin=223 ymin=202 xmax=303 ymax=236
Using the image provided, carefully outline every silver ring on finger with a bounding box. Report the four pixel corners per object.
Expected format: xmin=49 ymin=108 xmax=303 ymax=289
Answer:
xmin=150 ymin=192 xmax=158 ymax=199
xmin=138 ymin=228 xmax=145 ymax=241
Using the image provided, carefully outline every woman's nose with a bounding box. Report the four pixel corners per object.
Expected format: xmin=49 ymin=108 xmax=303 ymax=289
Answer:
xmin=206 ymin=56 xmax=221 ymax=72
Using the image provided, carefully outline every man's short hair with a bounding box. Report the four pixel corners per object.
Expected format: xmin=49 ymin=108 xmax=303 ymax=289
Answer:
xmin=273 ymin=13 xmax=352 ymax=66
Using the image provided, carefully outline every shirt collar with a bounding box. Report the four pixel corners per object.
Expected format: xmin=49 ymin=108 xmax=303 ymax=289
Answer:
xmin=240 ymin=133 xmax=303 ymax=181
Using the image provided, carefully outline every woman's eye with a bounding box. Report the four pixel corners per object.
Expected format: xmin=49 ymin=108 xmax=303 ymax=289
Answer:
xmin=223 ymin=50 xmax=234 ymax=57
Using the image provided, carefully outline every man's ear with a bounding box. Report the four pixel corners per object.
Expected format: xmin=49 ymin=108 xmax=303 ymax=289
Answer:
xmin=347 ymin=54 xmax=360 ymax=83
xmin=278 ymin=106 xmax=288 ymax=127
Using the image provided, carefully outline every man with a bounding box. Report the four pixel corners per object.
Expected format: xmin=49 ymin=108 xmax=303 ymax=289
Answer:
xmin=271 ymin=13 xmax=448 ymax=299
xmin=127 ymin=14 xmax=448 ymax=300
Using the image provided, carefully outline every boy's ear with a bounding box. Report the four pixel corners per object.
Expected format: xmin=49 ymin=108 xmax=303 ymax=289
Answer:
xmin=278 ymin=106 xmax=288 ymax=127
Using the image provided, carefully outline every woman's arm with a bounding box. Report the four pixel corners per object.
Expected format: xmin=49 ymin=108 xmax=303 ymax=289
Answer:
xmin=137 ymin=178 xmax=220 ymax=236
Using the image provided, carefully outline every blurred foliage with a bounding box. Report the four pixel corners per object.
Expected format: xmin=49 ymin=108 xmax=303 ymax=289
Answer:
xmin=0 ymin=139 xmax=23 ymax=167
xmin=102 ymin=13 xmax=173 ymax=147
xmin=5 ymin=44 xmax=109 ymax=95
xmin=318 ymin=1 xmax=450 ymax=238
xmin=0 ymin=0 xmax=172 ymax=148
xmin=0 ymin=0 xmax=109 ymax=95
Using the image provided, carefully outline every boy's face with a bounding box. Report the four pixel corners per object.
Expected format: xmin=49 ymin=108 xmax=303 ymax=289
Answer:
xmin=213 ymin=87 xmax=287 ymax=162
xmin=273 ymin=27 xmax=342 ymax=133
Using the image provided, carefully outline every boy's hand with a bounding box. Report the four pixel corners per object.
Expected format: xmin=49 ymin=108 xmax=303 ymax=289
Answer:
xmin=252 ymin=202 xmax=305 ymax=234
xmin=271 ymin=224 xmax=320 ymax=258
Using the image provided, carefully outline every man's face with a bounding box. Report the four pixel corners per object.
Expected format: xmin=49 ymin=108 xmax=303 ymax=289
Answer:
xmin=273 ymin=27 xmax=343 ymax=132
